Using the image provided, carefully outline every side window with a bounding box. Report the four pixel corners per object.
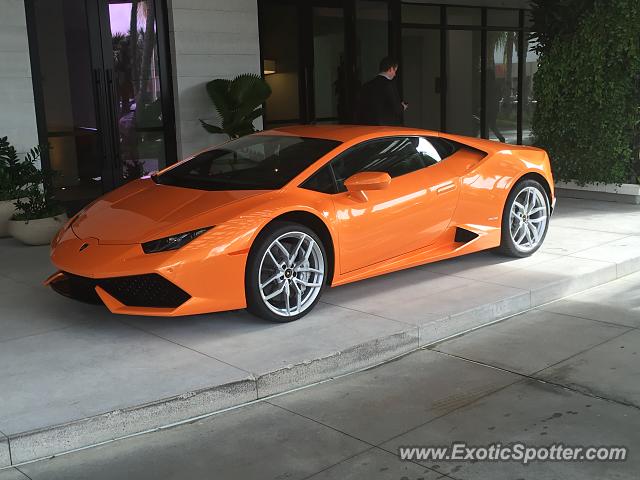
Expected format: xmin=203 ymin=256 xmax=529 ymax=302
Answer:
xmin=413 ymin=137 xmax=443 ymax=166
xmin=331 ymin=137 xmax=444 ymax=192
xmin=428 ymin=137 xmax=460 ymax=160
xmin=300 ymin=165 xmax=336 ymax=194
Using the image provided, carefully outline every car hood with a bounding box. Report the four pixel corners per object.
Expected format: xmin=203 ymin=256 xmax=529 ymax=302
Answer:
xmin=71 ymin=179 xmax=269 ymax=244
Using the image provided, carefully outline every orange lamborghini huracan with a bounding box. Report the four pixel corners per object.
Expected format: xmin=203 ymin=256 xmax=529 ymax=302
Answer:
xmin=46 ymin=125 xmax=554 ymax=322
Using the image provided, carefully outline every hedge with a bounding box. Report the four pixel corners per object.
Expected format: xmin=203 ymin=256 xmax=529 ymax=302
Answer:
xmin=531 ymin=0 xmax=640 ymax=184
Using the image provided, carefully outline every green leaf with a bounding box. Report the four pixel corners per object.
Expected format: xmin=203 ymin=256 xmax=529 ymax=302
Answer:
xmin=199 ymin=120 xmax=225 ymax=134
xmin=201 ymin=73 xmax=272 ymax=139
xmin=531 ymin=0 xmax=640 ymax=184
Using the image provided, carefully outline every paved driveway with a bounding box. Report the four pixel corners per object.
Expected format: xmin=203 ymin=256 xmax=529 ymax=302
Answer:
xmin=1 ymin=197 xmax=639 ymax=466
xmin=3 ymin=271 xmax=639 ymax=479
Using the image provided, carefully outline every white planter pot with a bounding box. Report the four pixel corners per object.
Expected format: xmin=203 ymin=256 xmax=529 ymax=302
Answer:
xmin=8 ymin=213 xmax=68 ymax=246
xmin=0 ymin=198 xmax=25 ymax=238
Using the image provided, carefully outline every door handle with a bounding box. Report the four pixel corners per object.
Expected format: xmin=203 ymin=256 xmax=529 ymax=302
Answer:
xmin=105 ymin=69 xmax=122 ymax=170
xmin=436 ymin=183 xmax=456 ymax=195
xmin=92 ymin=68 xmax=107 ymax=168
xmin=304 ymin=66 xmax=312 ymax=123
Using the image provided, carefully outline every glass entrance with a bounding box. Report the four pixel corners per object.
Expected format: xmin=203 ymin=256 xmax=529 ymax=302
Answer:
xmin=260 ymin=0 xmax=389 ymax=127
xmin=31 ymin=0 xmax=104 ymax=210
xmin=402 ymin=27 xmax=441 ymax=130
xmin=399 ymin=3 xmax=533 ymax=145
xmin=261 ymin=2 xmax=302 ymax=126
xmin=29 ymin=0 xmax=175 ymax=212
xmin=446 ymin=29 xmax=481 ymax=137
xmin=312 ymin=6 xmax=346 ymax=124
xmin=104 ymin=0 xmax=167 ymax=180
xmin=260 ymin=1 xmax=351 ymax=127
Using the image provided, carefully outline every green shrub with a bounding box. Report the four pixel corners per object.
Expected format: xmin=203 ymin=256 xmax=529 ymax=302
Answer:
xmin=200 ymin=73 xmax=272 ymax=139
xmin=10 ymin=145 xmax=64 ymax=221
xmin=531 ymin=0 xmax=640 ymax=184
xmin=0 ymin=137 xmax=36 ymax=201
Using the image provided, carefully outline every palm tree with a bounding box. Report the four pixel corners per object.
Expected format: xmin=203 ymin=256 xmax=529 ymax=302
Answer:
xmin=128 ymin=0 xmax=139 ymax=98
xmin=200 ymin=74 xmax=272 ymax=139
xmin=137 ymin=0 xmax=156 ymax=106
xmin=487 ymin=31 xmax=518 ymax=93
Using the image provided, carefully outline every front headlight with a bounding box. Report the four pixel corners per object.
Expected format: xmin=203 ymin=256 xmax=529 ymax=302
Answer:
xmin=141 ymin=227 xmax=212 ymax=254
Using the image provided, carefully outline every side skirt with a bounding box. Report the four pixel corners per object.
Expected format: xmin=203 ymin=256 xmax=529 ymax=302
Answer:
xmin=331 ymin=224 xmax=500 ymax=287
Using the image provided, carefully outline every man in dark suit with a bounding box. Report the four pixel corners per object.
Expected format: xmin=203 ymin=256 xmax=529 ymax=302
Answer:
xmin=356 ymin=56 xmax=407 ymax=126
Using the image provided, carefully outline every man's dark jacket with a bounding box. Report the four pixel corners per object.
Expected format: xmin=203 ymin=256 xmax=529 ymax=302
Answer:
xmin=356 ymin=75 xmax=403 ymax=126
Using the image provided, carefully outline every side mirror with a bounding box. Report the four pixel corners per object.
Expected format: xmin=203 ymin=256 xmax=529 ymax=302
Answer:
xmin=344 ymin=171 xmax=391 ymax=191
xmin=343 ymin=171 xmax=391 ymax=202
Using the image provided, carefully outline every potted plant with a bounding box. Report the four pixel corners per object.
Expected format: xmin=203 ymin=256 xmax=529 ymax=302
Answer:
xmin=200 ymin=73 xmax=271 ymax=139
xmin=8 ymin=146 xmax=67 ymax=246
xmin=0 ymin=137 xmax=33 ymax=237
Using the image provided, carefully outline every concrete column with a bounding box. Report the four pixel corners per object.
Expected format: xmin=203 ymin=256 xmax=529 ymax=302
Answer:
xmin=0 ymin=0 xmax=39 ymax=155
xmin=168 ymin=0 xmax=262 ymax=158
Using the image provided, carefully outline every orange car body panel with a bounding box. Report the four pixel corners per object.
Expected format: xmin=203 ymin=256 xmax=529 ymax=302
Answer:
xmin=48 ymin=125 xmax=554 ymax=316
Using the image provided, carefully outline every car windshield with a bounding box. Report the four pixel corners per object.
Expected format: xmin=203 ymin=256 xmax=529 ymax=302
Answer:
xmin=157 ymin=135 xmax=341 ymax=191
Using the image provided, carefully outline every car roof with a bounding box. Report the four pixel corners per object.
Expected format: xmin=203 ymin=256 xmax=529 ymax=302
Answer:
xmin=260 ymin=125 xmax=440 ymax=143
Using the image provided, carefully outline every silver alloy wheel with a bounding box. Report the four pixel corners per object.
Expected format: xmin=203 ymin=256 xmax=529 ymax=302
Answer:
xmin=509 ymin=186 xmax=548 ymax=253
xmin=258 ymin=231 xmax=325 ymax=317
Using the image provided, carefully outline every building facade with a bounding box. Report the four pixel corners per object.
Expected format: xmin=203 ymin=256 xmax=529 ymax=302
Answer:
xmin=0 ymin=0 xmax=533 ymax=212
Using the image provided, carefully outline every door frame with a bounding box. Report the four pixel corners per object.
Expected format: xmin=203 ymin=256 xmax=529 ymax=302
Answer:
xmin=24 ymin=0 xmax=178 ymax=202
xmin=399 ymin=3 xmax=532 ymax=144
xmin=301 ymin=0 xmax=357 ymax=124
xmin=259 ymin=0 xmax=395 ymax=127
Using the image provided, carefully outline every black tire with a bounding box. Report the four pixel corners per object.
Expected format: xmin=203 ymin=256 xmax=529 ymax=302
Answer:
xmin=245 ymin=221 xmax=328 ymax=322
xmin=498 ymin=179 xmax=550 ymax=258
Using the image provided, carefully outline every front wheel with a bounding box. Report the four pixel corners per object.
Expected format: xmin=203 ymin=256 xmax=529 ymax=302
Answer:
xmin=498 ymin=179 xmax=550 ymax=257
xmin=245 ymin=222 xmax=327 ymax=322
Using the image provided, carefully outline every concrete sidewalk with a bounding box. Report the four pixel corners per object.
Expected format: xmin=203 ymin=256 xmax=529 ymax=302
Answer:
xmin=3 ymin=272 xmax=639 ymax=480
xmin=1 ymin=197 xmax=639 ymax=466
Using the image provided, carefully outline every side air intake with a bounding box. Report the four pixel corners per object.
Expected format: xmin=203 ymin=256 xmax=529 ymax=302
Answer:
xmin=454 ymin=227 xmax=480 ymax=244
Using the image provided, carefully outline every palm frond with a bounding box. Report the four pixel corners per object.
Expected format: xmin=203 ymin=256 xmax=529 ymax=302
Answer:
xmin=201 ymin=73 xmax=272 ymax=139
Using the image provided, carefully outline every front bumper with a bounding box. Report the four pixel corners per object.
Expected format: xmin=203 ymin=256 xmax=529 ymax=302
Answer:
xmin=47 ymin=271 xmax=191 ymax=313
xmin=46 ymin=224 xmax=248 ymax=316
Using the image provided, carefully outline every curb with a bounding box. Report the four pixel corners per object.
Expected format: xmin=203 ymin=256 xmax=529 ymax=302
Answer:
xmin=8 ymin=379 xmax=257 ymax=465
xmin=0 ymin=436 xmax=9 ymax=468
xmin=2 ymin=254 xmax=638 ymax=467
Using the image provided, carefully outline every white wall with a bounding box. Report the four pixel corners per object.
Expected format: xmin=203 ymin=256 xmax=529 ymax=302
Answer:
xmin=0 ymin=0 xmax=39 ymax=155
xmin=168 ymin=0 xmax=262 ymax=158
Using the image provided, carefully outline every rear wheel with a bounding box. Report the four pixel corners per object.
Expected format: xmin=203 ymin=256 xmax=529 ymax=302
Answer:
xmin=498 ymin=179 xmax=550 ymax=257
xmin=245 ymin=222 xmax=327 ymax=322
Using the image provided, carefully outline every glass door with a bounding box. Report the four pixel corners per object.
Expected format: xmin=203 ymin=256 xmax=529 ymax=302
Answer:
xmin=260 ymin=0 xmax=353 ymax=126
xmin=445 ymin=29 xmax=481 ymax=137
xmin=355 ymin=0 xmax=390 ymax=91
xmin=311 ymin=6 xmax=347 ymax=124
xmin=31 ymin=0 xmax=106 ymax=211
xmin=402 ymin=27 xmax=441 ymax=131
xmin=486 ymin=31 xmax=518 ymax=143
xmin=99 ymin=0 xmax=169 ymax=182
xmin=261 ymin=2 xmax=303 ymax=126
xmin=29 ymin=0 xmax=175 ymax=213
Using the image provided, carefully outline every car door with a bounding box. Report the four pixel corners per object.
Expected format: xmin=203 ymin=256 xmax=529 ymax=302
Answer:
xmin=330 ymin=136 xmax=460 ymax=274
